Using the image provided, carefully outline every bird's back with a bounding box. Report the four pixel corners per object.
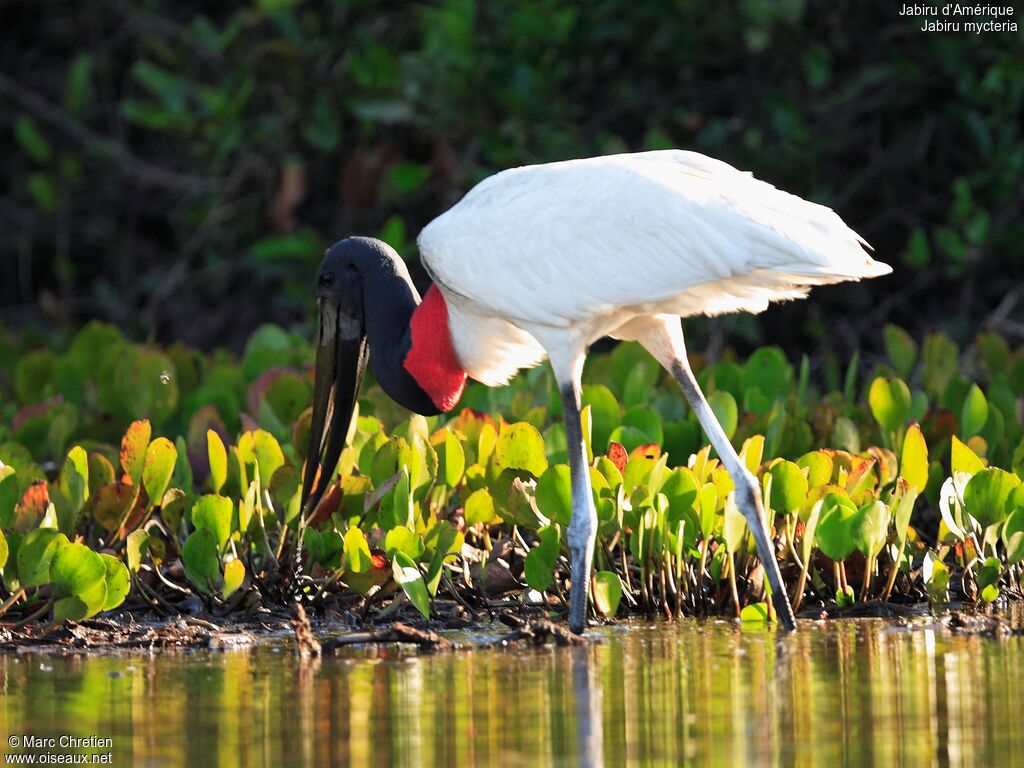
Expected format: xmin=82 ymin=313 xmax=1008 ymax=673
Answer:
xmin=419 ymin=150 xmax=890 ymax=328
xmin=417 ymin=151 xmax=890 ymax=384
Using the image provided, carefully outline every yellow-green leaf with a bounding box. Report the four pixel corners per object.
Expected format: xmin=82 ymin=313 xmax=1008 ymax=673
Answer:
xmin=900 ymin=424 xmax=929 ymax=494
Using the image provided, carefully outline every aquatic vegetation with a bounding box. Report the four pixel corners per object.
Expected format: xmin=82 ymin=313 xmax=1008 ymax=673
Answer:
xmin=0 ymin=322 xmax=1022 ymax=625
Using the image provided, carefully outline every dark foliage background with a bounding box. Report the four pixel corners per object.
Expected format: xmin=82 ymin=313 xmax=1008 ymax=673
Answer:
xmin=1 ymin=0 xmax=1022 ymax=359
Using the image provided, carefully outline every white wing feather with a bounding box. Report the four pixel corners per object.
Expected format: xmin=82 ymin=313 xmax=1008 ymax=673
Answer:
xmin=417 ymin=150 xmax=891 ymax=383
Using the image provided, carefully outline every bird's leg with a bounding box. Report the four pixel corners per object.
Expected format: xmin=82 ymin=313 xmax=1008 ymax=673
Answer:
xmin=640 ymin=320 xmax=798 ymax=631
xmin=553 ymin=354 xmax=597 ymax=634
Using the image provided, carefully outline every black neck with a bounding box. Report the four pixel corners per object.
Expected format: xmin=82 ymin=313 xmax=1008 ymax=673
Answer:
xmin=360 ymin=250 xmax=441 ymax=416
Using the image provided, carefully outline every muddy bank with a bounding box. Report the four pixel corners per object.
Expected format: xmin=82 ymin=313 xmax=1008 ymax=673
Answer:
xmin=2 ymin=601 xmax=1024 ymax=657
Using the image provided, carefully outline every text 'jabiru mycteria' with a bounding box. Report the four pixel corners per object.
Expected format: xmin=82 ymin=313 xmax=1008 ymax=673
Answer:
xmin=299 ymin=150 xmax=892 ymax=633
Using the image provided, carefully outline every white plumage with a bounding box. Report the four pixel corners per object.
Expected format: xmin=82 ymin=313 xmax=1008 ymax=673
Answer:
xmin=418 ymin=150 xmax=891 ymax=385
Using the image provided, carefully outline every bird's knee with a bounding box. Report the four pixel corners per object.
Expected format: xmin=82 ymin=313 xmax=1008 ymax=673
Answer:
xmin=567 ymin=513 xmax=596 ymax=552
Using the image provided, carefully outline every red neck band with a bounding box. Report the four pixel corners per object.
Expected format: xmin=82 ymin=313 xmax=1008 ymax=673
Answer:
xmin=403 ymin=285 xmax=467 ymax=412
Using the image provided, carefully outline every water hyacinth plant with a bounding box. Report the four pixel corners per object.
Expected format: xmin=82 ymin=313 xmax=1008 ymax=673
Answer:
xmin=0 ymin=321 xmax=1022 ymax=626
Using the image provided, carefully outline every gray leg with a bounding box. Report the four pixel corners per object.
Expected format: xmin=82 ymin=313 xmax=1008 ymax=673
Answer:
xmin=635 ymin=318 xmax=798 ymax=630
xmin=555 ymin=364 xmax=597 ymax=634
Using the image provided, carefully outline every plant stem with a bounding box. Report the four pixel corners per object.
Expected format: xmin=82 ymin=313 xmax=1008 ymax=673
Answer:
xmin=861 ymin=555 xmax=872 ymax=601
xmin=14 ymin=599 xmax=52 ymax=628
xmin=0 ymin=589 xmax=26 ymax=618
xmin=881 ymin=540 xmax=905 ymax=601
xmin=728 ymin=554 xmax=740 ymax=618
xmin=793 ymin=556 xmax=811 ymax=613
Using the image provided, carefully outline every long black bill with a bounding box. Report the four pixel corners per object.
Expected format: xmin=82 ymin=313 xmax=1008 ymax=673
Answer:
xmin=300 ymin=296 xmax=368 ymax=523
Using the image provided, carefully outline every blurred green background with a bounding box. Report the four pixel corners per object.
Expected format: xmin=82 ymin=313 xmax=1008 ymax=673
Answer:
xmin=1 ymin=0 xmax=1022 ymax=357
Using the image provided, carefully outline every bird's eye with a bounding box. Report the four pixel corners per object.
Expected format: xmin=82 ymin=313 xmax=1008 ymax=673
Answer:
xmin=319 ymin=272 xmax=334 ymax=288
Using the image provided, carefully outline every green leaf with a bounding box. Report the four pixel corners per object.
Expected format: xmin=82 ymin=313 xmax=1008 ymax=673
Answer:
xmin=221 ymin=559 xmax=245 ymax=599
xmin=524 ymin=525 xmax=560 ymax=591
xmin=593 ymin=571 xmax=622 ymax=617
xmin=960 ymin=384 xmax=988 ymax=439
xmin=951 ymin=435 xmax=985 ymax=476
xmin=207 ymin=429 xmax=228 ymax=493
xmin=582 ymin=385 xmax=622 ymax=453
xmin=900 ymin=424 xmax=929 ymax=494
xmin=15 ymin=115 xmax=52 ymax=163
xmin=815 ymin=493 xmax=858 ymax=562
xmin=392 ymin=552 xmax=431 ymax=619
xmin=301 ymin=528 xmax=324 ymax=565
xmin=883 ymin=324 xmax=917 ymax=379
xmin=384 ymin=526 xmax=424 ymax=560
xmin=1001 ymin=508 xmax=1024 ymax=564
xmin=0 ymin=466 xmax=18 ymax=530
xmin=343 ymin=527 xmax=372 ymax=573
xmin=131 ymin=60 xmax=189 ymax=113
xmin=54 ymin=446 xmax=89 ymax=534
xmin=801 ymin=498 xmax=824 ymax=563
xmin=963 ymin=468 xmax=1020 ymax=527
xmin=50 ymin=543 xmax=107 ymax=619
xmin=977 ymin=556 xmax=1001 ymax=594
xmin=893 ymin=489 xmax=919 ymax=548
xmin=922 ymin=333 xmax=959 ymax=400
xmin=622 ymin=406 xmax=664 ymax=446
xmin=17 ymin=528 xmax=69 ymax=588
xmin=536 ymin=464 xmax=573 ymax=526
xmin=661 ymin=467 xmax=699 ymax=523
xmin=424 ymin=522 xmax=462 ymax=597
xmin=868 ymin=377 xmax=911 ymax=433
xmin=742 ymin=347 xmax=791 ymax=406
xmin=191 ymin=494 xmax=234 ymax=549
xmin=437 ymin=429 xmax=465 ymax=487
xmin=63 ymin=53 xmax=93 ymax=114
xmin=851 ymin=500 xmax=889 ymax=560
xmin=464 ymin=488 xmax=497 ymax=525
xmin=768 ymin=461 xmax=808 ymax=514
xmin=99 ymin=554 xmax=130 ymax=611
xmin=494 ymin=422 xmax=548 ymax=477
xmin=182 ymin=528 xmax=220 ymax=594
xmin=0 ymin=529 xmax=7 ymax=571
xmin=723 ymin=492 xmax=747 ymax=554
xmin=707 ymin=391 xmax=738 ymax=441
xmin=126 ymin=529 xmax=149 ymax=574
xmin=238 ymin=430 xmax=285 ymax=486
xmin=923 ymin=552 xmax=949 ymax=601
xmin=142 ymin=437 xmax=177 ymax=508
xmin=524 ymin=548 xmax=555 ymax=591
xmin=797 ymin=451 xmax=833 ymax=489
xmin=740 ymin=602 xmax=771 ymax=624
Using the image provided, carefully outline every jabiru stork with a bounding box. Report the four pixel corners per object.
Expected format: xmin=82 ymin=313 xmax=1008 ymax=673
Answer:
xmin=300 ymin=150 xmax=891 ymax=633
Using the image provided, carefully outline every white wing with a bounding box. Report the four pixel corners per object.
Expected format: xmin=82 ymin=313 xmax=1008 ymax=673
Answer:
xmin=418 ymin=150 xmax=890 ymax=329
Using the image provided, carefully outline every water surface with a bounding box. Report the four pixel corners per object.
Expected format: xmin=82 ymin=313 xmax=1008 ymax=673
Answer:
xmin=1 ymin=618 xmax=1023 ymax=766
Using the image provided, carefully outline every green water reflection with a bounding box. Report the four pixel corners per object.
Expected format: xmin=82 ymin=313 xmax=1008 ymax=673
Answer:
xmin=2 ymin=619 xmax=1024 ymax=766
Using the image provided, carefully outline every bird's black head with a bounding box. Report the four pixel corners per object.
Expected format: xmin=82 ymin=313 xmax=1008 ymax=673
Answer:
xmin=301 ymin=238 xmax=380 ymax=522
xmin=301 ymin=237 xmax=429 ymax=523
xmin=316 ymin=236 xmax=395 ymax=304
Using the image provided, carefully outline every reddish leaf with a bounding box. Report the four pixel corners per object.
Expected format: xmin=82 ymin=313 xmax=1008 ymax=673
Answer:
xmin=11 ymin=395 xmax=62 ymax=431
xmin=120 ymin=419 xmax=152 ymax=485
xmin=308 ymin=481 xmax=342 ymax=528
xmin=630 ymin=444 xmax=661 ymax=461
xmin=607 ymin=442 xmax=628 ymax=473
xmin=13 ymin=481 xmax=49 ymax=533
xmin=117 ymin=485 xmax=151 ymax=540
xmin=85 ymin=483 xmax=136 ymax=532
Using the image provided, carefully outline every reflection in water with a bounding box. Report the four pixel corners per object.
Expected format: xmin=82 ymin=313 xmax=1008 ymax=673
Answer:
xmin=1 ymin=620 xmax=1024 ymax=766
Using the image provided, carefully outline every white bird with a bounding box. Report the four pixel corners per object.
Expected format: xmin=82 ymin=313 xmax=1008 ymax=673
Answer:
xmin=300 ymin=150 xmax=892 ymax=633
